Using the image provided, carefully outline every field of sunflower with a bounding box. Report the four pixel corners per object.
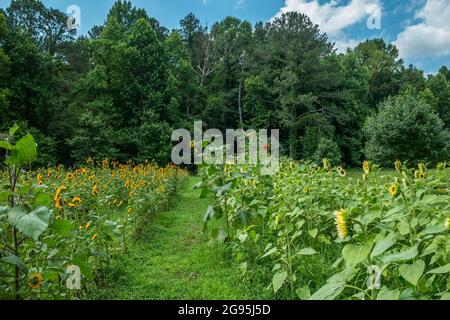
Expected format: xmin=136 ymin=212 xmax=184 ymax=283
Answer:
xmin=198 ymin=158 xmax=450 ymax=300
xmin=0 ymin=128 xmax=187 ymax=299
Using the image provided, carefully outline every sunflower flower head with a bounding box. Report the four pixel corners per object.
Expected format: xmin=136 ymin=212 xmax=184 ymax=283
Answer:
xmin=92 ymin=184 xmax=99 ymax=196
xmin=362 ymin=161 xmax=371 ymax=175
xmin=28 ymin=272 xmax=43 ymax=289
xmin=389 ymin=184 xmax=399 ymax=197
xmin=395 ymin=160 xmax=402 ymax=172
xmin=322 ymin=159 xmax=331 ymax=171
xmin=337 ymin=166 xmax=347 ymax=177
xmin=334 ymin=209 xmax=350 ymax=239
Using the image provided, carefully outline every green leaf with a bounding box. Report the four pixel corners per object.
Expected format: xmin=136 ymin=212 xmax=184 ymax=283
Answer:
xmin=382 ymin=246 xmax=418 ymax=264
xmin=6 ymin=134 xmax=37 ymax=166
xmin=427 ymin=263 xmax=450 ymax=274
xmin=9 ymin=124 xmax=19 ymax=137
xmin=33 ymin=192 xmax=51 ymax=207
xmin=0 ymin=141 xmax=13 ymax=150
xmin=272 ymin=271 xmax=288 ymax=294
xmin=371 ymin=233 xmax=396 ymax=257
xmin=203 ymin=205 xmax=215 ymax=223
xmin=0 ymin=255 xmax=28 ymax=272
xmin=261 ymin=247 xmax=277 ymax=259
xmin=49 ymin=219 xmax=75 ymax=236
xmin=377 ymin=286 xmax=400 ymax=300
xmin=8 ymin=206 xmax=51 ymax=241
xmin=72 ymin=256 xmax=93 ymax=280
xmin=399 ymin=260 xmax=425 ymax=286
xmin=216 ymin=182 xmax=233 ymax=196
xmin=342 ymin=243 xmax=372 ymax=266
xmin=309 ymin=283 xmax=344 ymax=300
xmin=298 ymin=248 xmax=317 ymax=256
xmin=296 ymin=286 xmax=311 ymax=300
xmin=308 ymin=229 xmax=318 ymax=238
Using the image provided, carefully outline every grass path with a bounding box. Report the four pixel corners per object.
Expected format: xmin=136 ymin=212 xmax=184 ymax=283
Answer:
xmin=95 ymin=176 xmax=265 ymax=300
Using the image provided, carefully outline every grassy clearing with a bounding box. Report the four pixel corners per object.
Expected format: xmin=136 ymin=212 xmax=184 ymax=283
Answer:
xmin=93 ymin=176 xmax=269 ymax=300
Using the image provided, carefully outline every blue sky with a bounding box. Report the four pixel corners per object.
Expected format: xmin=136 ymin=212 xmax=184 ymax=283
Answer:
xmin=1 ymin=0 xmax=449 ymax=74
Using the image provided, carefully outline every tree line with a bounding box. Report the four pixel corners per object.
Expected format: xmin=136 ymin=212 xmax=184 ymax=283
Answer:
xmin=0 ymin=0 xmax=449 ymax=167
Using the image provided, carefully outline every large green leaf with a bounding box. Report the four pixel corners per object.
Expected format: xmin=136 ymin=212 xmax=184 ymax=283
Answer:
xmin=371 ymin=233 xmax=396 ymax=257
xmin=49 ymin=219 xmax=75 ymax=236
xmin=309 ymin=283 xmax=344 ymax=300
xmin=342 ymin=243 xmax=372 ymax=266
xmin=427 ymin=263 xmax=450 ymax=274
xmin=399 ymin=260 xmax=425 ymax=286
xmin=0 ymin=255 xmax=28 ymax=272
xmin=6 ymin=134 xmax=37 ymax=166
xmin=382 ymin=246 xmax=418 ymax=264
xmin=8 ymin=206 xmax=51 ymax=241
xmin=272 ymin=271 xmax=287 ymax=293
xmin=377 ymin=286 xmax=400 ymax=300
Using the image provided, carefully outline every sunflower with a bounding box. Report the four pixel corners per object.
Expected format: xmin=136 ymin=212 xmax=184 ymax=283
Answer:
xmin=66 ymin=173 xmax=74 ymax=181
xmin=337 ymin=166 xmax=347 ymax=177
xmin=68 ymin=197 xmax=81 ymax=208
xmin=91 ymin=234 xmax=98 ymax=240
xmin=55 ymin=186 xmax=67 ymax=199
xmin=389 ymin=184 xmax=399 ymax=197
xmin=28 ymin=272 xmax=43 ymax=289
xmin=418 ymin=163 xmax=426 ymax=173
xmin=362 ymin=161 xmax=371 ymax=175
xmin=127 ymin=207 xmax=133 ymax=215
xmin=334 ymin=210 xmax=349 ymax=239
xmin=85 ymin=222 xmax=91 ymax=229
xmin=415 ymin=171 xmax=426 ymax=179
xmin=92 ymin=184 xmax=99 ymax=196
xmin=37 ymin=174 xmax=43 ymax=185
xmin=322 ymin=159 xmax=331 ymax=171
xmin=394 ymin=160 xmax=402 ymax=172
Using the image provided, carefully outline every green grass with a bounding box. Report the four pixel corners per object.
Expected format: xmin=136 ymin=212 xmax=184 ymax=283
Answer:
xmin=92 ymin=176 xmax=269 ymax=300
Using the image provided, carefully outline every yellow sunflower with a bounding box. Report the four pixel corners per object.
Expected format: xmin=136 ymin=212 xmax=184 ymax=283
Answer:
xmin=28 ymin=272 xmax=43 ymax=289
xmin=337 ymin=166 xmax=347 ymax=177
xmin=389 ymin=184 xmax=399 ymax=197
xmin=68 ymin=197 xmax=81 ymax=208
xmin=92 ymin=184 xmax=99 ymax=196
xmin=91 ymin=234 xmax=98 ymax=240
xmin=394 ymin=160 xmax=402 ymax=172
xmin=334 ymin=210 xmax=350 ymax=239
xmin=362 ymin=161 xmax=371 ymax=175
xmin=322 ymin=159 xmax=331 ymax=171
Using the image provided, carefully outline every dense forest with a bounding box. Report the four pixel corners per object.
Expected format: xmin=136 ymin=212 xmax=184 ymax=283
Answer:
xmin=1 ymin=0 xmax=449 ymax=167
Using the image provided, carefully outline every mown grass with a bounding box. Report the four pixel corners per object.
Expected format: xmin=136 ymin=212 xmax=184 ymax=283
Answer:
xmin=92 ymin=176 xmax=270 ymax=300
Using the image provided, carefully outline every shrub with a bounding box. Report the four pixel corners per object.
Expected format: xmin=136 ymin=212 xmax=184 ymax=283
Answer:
xmin=364 ymin=93 xmax=450 ymax=166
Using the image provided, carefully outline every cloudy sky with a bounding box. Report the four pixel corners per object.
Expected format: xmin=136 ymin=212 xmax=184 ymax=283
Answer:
xmin=1 ymin=0 xmax=449 ymax=74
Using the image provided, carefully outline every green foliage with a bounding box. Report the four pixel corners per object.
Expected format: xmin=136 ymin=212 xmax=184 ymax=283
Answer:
xmin=199 ymin=158 xmax=450 ymax=300
xmin=313 ymin=138 xmax=342 ymax=166
xmin=364 ymin=92 xmax=450 ymax=165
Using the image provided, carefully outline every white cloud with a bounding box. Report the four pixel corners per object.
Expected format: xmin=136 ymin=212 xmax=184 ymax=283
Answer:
xmin=273 ymin=0 xmax=382 ymax=52
xmin=275 ymin=0 xmax=381 ymax=37
xmin=394 ymin=0 xmax=450 ymax=59
xmin=235 ymin=0 xmax=245 ymax=9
